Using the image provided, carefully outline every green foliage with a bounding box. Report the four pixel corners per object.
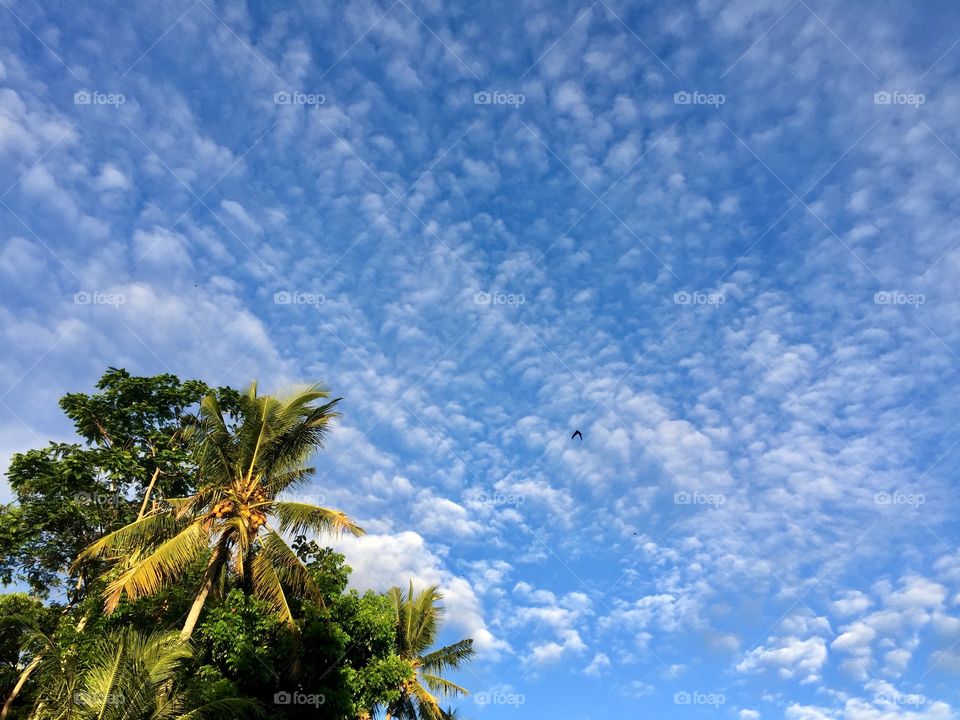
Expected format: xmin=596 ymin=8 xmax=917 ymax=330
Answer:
xmin=0 ymin=369 xmax=475 ymax=720
xmin=0 ymin=594 xmax=56 ymax=706
xmin=0 ymin=369 xmax=237 ymax=596
xmin=28 ymin=627 xmax=253 ymax=720
xmin=73 ymin=383 xmax=362 ymax=626
xmin=196 ymin=589 xmax=292 ymax=689
xmin=192 ymin=552 xmax=414 ymax=719
xmin=385 ymin=583 xmax=475 ymax=720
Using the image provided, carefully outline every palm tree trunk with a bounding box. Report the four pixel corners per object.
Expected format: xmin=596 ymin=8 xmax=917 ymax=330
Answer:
xmin=179 ymin=544 xmax=226 ymax=641
xmin=0 ymin=655 xmax=40 ymax=720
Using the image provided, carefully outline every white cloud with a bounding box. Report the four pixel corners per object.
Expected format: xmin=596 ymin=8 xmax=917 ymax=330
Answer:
xmin=737 ymin=636 xmax=828 ymax=684
xmin=331 ymin=531 xmax=507 ymax=656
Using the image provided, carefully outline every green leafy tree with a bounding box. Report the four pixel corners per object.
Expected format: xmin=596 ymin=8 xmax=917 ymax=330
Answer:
xmin=0 ymin=369 xmax=235 ymax=597
xmin=0 ymin=371 xmax=238 ymax=720
xmin=192 ymin=543 xmax=411 ymax=720
xmin=383 ymin=583 xmax=475 ymax=720
xmin=75 ymin=383 xmax=364 ymax=639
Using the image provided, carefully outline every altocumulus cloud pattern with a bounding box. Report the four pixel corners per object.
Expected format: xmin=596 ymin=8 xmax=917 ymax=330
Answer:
xmin=2 ymin=1 xmax=960 ymax=717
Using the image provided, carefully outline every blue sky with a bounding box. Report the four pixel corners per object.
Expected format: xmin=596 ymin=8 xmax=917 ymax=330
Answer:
xmin=2 ymin=0 xmax=960 ymax=717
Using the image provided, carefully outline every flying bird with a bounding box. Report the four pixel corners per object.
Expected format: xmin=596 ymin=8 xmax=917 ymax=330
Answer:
xmin=571 ymin=430 xmax=583 ymax=441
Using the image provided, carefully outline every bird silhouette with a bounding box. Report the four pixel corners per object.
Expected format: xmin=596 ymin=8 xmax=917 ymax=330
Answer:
xmin=571 ymin=430 xmax=583 ymax=441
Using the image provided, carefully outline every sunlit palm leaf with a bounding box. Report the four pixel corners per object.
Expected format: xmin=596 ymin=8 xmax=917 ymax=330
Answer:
xmin=269 ymin=501 xmax=364 ymax=537
xmin=73 ymin=512 xmax=181 ymax=567
xmin=250 ymin=549 xmax=293 ymax=624
xmin=259 ymin=530 xmax=321 ymax=602
xmin=103 ymin=522 xmax=207 ymax=611
xmin=420 ymin=674 xmax=469 ymax=698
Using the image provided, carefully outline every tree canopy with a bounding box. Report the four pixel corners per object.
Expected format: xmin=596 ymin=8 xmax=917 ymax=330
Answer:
xmin=0 ymin=370 xmax=474 ymax=720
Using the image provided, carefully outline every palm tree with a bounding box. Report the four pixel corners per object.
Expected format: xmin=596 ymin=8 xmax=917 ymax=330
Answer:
xmin=28 ymin=628 xmax=251 ymax=720
xmin=383 ymin=582 xmax=475 ymax=720
xmin=74 ymin=383 xmax=364 ymax=640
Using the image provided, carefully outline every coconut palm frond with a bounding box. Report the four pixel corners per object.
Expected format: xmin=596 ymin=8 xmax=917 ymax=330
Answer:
xmin=263 ymin=466 xmax=315 ymax=495
xmin=409 ymin=584 xmax=444 ymax=655
xmin=269 ymin=501 xmax=364 ymax=537
xmin=102 ymin=522 xmax=208 ymax=612
xmin=73 ymin=512 xmax=181 ymax=568
xmin=250 ymin=549 xmax=293 ymax=624
xmin=258 ymin=530 xmax=321 ymax=602
xmin=412 ymin=683 xmax=444 ymax=720
xmin=420 ymin=639 xmax=475 ymax=674
xmin=420 ymin=674 xmax=469 ymax=699
xmin=28 ymin=629 xmax=247 ymax=720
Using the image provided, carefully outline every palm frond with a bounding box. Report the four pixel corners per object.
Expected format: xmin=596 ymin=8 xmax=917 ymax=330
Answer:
xmin=420 ymin=674 xmax=469 ymax=699
xmin=176 ymin=698 xmax=259 ymax=720
xmin=102 ymin=522 xmax=208 ymax=611
xmin=250 ymin=550 xmax=293 ymax=624
xmin=409 ymin=585 xmax=444 ymax=655
xmin=263 ymin=466 xmax=315 ymax=495
xmin=258 ymin=530 xmax=321 ymax=602
xmin=412 ymin=683 xmax=444 ymax=720
xmin=420 ymin=639 xmax=474 ymax=674
xmin=268 ymin=501 xmax=364 ymax=537
xmin=73 ymin=512 xmax=181 ymax=568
